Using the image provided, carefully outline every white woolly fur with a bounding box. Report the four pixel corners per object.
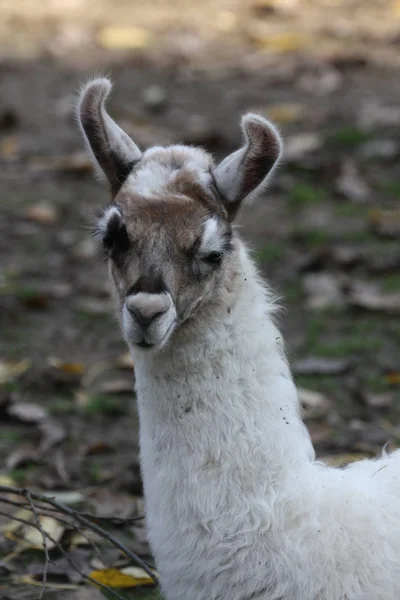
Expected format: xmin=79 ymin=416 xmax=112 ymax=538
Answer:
xmin=131 ymin=244 xmax=400 ymax=600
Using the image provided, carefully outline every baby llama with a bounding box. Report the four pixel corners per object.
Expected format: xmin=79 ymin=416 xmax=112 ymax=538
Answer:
xmin=78 ymin=78 xmax=400 ymax=600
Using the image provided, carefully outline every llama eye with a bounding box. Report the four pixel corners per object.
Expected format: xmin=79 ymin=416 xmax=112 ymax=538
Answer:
xmin=103 ymin=215 xmax=130 ymax=255
xmin=202 ymin=251 xmax=223 ymax=266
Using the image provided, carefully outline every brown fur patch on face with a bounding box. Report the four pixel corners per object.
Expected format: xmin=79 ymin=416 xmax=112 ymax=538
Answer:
xmin=169 ymin=171 xmax=228 ymax=220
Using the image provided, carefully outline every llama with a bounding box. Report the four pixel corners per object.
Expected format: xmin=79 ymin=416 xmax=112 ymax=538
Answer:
xmin=78 ymin=78 xmax=400 ymax=600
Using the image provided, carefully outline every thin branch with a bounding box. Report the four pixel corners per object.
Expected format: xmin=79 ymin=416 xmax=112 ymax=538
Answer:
xmin=23 ymin=489 xmax=50 ymax=600
xmin=0 ymin=485 xmax=158 ymax=584
xmin=0 ymin=509 xmax=127 ymax=600
xmin=0 ymin=496 xmax=144 ymax=525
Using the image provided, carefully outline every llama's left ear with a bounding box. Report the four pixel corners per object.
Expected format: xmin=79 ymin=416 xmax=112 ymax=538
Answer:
xmin=78 ymin=78 xmax=142 ymax=196
xmin=213 ymin=114 xmax=282 ymax=220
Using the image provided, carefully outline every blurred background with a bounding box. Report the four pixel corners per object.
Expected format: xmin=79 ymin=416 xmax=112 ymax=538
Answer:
xmin=1 ymin=0 xmax=400 ymax=597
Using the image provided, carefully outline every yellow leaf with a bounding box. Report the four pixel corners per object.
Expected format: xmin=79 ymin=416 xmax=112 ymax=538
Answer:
xmin=0 ymin=135 xmax=19 ymax=158
xmin=385 ymin=372 xmax=400 ymax=386
xmin=324 ymin=453 xmax=368 ymax=468
xmin=0 ymin=474 xmax=15 ymax=486
xmin=264 ymin=103 xmax=304 ymax=124
xmin=121 ymin=566 xmax=157 ymax=580
xmin=252 ymin=32 xmax=312 ymax=53
xmin=89 ymin=567 xmax=155 ymax=588
xmin=23 ymin=516 xmax=64 ymax=550
xmin=97 ymin=26 xmax=152 ymax=50
xmin=0 ymin=358 xmax=31 ymax=384
xmin=48 ymin=358 xmax=86 ymax=375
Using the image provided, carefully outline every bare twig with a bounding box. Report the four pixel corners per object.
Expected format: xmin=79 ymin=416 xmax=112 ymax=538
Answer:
xmin=0 ymin=485 xmax=158 ymax=584
xmin=23 ymin=489 xmax=50 ymax=600
xmin=0 ymin=496 xmax=144 ymax=525
xmin=0 ymin=510 xmax=127 ymax=600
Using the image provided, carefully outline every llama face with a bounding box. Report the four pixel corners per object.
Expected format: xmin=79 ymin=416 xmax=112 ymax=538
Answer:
xmin=78 ymin=78 xmax=282 ymax=350
xmin=95 ymin=177 xmax=233 ymax=349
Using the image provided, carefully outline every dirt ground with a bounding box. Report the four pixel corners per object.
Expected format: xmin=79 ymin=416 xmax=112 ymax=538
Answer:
xmin=1 ymin=0 xmax=400 ymax=598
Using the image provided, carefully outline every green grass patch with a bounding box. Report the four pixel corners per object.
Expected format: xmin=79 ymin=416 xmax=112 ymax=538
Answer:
xmin=340 ymin=229 xmax=378 ymax=243
xmin=48 ymin=397 xmax=75 ymax=415
xmin=8 ymin=467 xmax=35 ymax=485
xmin=256 ymin=242 xmax=285 ymax=264
xmin=82 ymin=394 xmax=126 ymax=416
xmin=295 ymin=374 xmax=340 ymax=395
xmin=334 ymin=202 xmax=368 ymax=218
xmin=303 ymin=314 xmax=383 ymax=358
xmin=88 ymin=462 xmax=103 ymax=485
xmin=324 ymin=126 xmax=370 ymax=148
xmin=283 ymin=281 xmax=304 ymax=304
xmin=310 ymin=336 xmax=382 ymax=358
xmin=288 ymin=183 xmax=327 ymax=209
xmin=376 ymin=180 xmax=400 ymax=198
xmin=294 ymin=228 xmax=332 ymax=247
xmin=365 ymin=371 xmax=392 ymax=393
xmin=381 ymin=273 xmax=400 ymax=293
xmin=1 ymin=428 xmax=21 ymax=442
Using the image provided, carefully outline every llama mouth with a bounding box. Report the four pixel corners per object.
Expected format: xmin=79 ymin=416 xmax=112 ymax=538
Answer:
xmin=134 ymin=319 xmax=177 ymax=350
xmin=136 ymin=340 xmax=153 ymax=349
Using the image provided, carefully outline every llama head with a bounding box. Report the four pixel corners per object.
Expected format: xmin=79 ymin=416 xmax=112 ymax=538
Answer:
xmin=78 ymin=78 xmax=282 ymax=351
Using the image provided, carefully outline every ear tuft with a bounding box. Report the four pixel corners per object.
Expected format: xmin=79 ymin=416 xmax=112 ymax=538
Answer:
xmin=241 ymin=113 xmax=282 ymax=162
xmin=213 ymin=113 xmax=282 ymax=221
xmin=78 ymin=78 xmax=113 ymax=126
xmin=77 ymin=78 xmax=142 ymax=196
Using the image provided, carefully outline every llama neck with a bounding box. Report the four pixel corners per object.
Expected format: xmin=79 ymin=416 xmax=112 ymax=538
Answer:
xmin=133 ymin=244 xmax=314 ymax=487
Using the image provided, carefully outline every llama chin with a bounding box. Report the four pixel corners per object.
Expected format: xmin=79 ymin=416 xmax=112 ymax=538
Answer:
xmin=78 ymin=77 xmax=400 ymax=600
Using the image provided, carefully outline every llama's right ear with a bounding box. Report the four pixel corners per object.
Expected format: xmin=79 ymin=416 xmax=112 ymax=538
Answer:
xmin=213 ymin=114 xmax=282 ymax=221
xmin=78 ymin=78 xmax=142 ymax=196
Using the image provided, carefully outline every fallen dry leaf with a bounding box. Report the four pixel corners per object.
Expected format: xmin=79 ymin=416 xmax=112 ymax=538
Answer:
xmin=0 ymin=135 xmax=19 ymax=158
xmin=0 ymin=358 xmax=31 ymax=384
xmin=348 ymin=282 xmax=400 ymax=313
xmin=48 ymin=358 xmax=86 ymax=376
xmin=97 ymin=26 xmax=153 ymax=50
xmin=307 ymin=422 xmax=334 ymax=444
xmin=298 ymin=388 xmax=332 ymax=420
xmin=264 ymin=103 xmax=304 ymax=124
xmin=335 ymin=160 xmax=369 ymax=203
xmin=116 ymin=352 xmax=134 ymax=369
xmin=42 ymin=490 xmax=84 ymax=505
xmin=385 ymin=373 xmax=400 ymax=386
xmin=251 ymin=31 xmax=313 ymax=53
xmin=0 ymin=474 xmax=16 ymax=486
xmin=7 ymin=401 xmax=47 ymax=423
xmin=39 ymin=417 xmax=66 ymax=453
xmin=303 ymin=273 xmax=345 ymax=310
xmin=89 ymin=566 xmax=154 ymax=588
xmin=1 ymin=508 xmax=32 ymax=534
xmin=323 ymin=453 xmax=369 ymax=467
xmin=88 ymin=489 xmax=137 ymax=520
xmin=294 ymin=357 xmax=351 ymax=376
xmin=23 ymin=516 xmax=64 ymax=550
xmin=6 ymin=443 xmax=39 ymax=470
xmin=368 ymin=208 xmax=400 ymax=237
xmin=25 ymin=201 xmax=60 ymax=225
xmin=364 ymin=393 xmax=393 ymax=409
xmin=285 ymin=133 xmax=323 ymax=161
